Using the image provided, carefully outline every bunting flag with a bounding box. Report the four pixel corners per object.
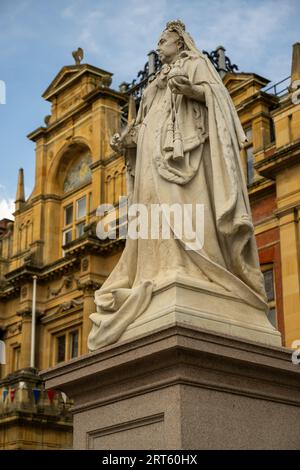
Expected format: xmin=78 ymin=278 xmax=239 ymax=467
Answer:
xmin=47 ymin=389 xmax=55 ymax=403
xmin=61 ymin=392 xmax=67 ymax=404
xmin=33 ymin=388 xmax=41 ymax=403
xmin=2 ymin=389 xmax=8 ymax=402
xmin=10 ymin=389 xmax=16 ymax=402
xmin=18 ymin=381 xmax=26 ymax=390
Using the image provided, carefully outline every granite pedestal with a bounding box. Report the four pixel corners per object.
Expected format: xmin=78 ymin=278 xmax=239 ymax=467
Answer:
xmin=41 ymin=323 xmax=300 ymax=450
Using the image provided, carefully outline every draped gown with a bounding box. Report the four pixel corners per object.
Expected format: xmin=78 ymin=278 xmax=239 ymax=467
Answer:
xmin=88 ymin=51 xmax=268 ymax=350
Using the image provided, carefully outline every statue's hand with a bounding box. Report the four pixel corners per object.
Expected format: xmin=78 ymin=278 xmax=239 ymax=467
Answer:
xmin=168 ymin=76 xmax=205 ymax=103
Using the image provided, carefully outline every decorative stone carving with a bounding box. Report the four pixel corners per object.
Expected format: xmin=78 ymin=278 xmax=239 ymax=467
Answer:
xmin=7 ymin=322 xmax=22 ymax=336
xmin=47 ymin=275 xmax=74 ymax=298
xmin=63 ymin=152 xmax=92 ymax=193
xmin=55 ymin=298 xmax=83 ymax=314
xmin=100 ymin=75 xmax=112 ymax=88
xmin=81 ymin=258 xmax=89 ymax=272
xmin=21 ymin=286 xmax=28 ymax=299
xmin=76 ymin=279 xmax=100 ymax=295
xmin=44 ymin=115 xmax=51 ymax=126
xmin=72 ymin=47 xmax=84 ymax=65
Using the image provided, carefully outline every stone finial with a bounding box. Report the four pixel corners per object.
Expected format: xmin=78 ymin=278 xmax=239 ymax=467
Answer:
xmin=72 ymin=47 xmax=84 ymax=65
xmin=119 ymin=82 xmax=129 ymax=93
xmin=15 ymin=168 xmax=25 ymax=209
xmin=128 ymin=95 xmax=136 ymax=124
xmin=291 ymin=42 xmax=300 ymax=83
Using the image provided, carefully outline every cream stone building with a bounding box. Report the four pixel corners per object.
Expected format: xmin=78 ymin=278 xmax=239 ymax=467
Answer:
xmin=0 ymin=42 xmax=299 ymax=449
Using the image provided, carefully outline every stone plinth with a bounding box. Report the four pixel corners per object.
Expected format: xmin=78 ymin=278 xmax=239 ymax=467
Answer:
xmin=119 ymin=274 xmax=281 ymax=347
xmin=41 ymin=323 xmax=300 ymax=450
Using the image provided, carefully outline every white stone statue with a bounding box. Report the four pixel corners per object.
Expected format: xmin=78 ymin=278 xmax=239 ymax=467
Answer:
xmin=88 ymin=20 xmax=277 ymax=351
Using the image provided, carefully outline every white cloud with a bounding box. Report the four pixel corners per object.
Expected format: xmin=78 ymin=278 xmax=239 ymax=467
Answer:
xmin=58 ymin=0 xmax=297 ymax=86
xmin=0 ymin=199 xmax=15 ymax=220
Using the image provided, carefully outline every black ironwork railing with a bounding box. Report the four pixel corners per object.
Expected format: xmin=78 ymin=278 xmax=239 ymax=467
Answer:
xmin=263 ymin=76 xmax=291 ymax=97
xmin=120 ymin=46 xmax=239 ymax=117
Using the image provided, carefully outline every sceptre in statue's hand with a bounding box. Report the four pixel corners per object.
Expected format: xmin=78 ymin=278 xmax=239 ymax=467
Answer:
xmin=110 ymin=95 xmax=138 ymax=201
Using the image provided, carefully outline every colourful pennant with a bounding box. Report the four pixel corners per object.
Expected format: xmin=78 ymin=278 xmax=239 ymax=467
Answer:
xmin=2 ymin=389 xmax=8 ymax=402
xmin=33 ymin=388 xmax=41 ymax=403
xmin=61 ymin=392 xmax=67 ymax=404
xmin=10 ymin=389 xmax=16 ymax=402
xmin=47 ymin=389 xmax=55 ymax=403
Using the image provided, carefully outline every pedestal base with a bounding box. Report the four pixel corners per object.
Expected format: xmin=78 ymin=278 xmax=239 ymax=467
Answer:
xmin=121 ymin=274 xmax=281 ymax=347
xmin=41 ymin=324 xmax=300 ymax=450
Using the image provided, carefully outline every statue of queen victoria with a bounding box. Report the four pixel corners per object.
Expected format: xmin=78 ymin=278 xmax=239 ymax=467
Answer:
xmin=88 ymin=20 xmax=279 ymax=351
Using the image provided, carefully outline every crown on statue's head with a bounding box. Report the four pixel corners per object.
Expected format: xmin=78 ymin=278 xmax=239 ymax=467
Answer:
xmin=165 ymin=19 xmax=186 ymax=35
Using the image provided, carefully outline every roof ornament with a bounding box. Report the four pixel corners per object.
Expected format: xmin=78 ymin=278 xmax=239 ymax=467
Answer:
xmin=72 ymin=47 xmax=84 ymax=65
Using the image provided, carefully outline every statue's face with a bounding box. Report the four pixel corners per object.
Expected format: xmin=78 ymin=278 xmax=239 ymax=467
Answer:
xmin=156 ymin=31 xmax=181 ymax=64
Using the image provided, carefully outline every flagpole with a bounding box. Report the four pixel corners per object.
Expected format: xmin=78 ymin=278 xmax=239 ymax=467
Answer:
xmin=30 ymin=275 xmax=37 ymax=369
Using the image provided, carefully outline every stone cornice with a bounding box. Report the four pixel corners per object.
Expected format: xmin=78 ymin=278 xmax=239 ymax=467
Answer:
xmin=255 ymin=139 xmax=300 ymax=179
xmin=40 ymin=323 xmax=300 ymax=411
xmin=0 ymin=235 xmax=124 ymax=299
xmin=248 ymin=178 xmax=275 ymax=202
xmin=236 ymin=93 xmax=278 ymax=114
xmin=273 ymin=203 xmax=300 ymax=219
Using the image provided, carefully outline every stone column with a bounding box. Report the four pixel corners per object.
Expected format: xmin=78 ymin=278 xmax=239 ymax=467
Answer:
xmin=18 ymin=309 xmax=32 ymax=369
xmin=276 ymin=206 xmax=300 ymax=346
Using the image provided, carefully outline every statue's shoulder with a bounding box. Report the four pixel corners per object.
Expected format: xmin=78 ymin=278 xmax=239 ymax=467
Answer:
xmin=179 ymin=51 xmax=207 ymax=70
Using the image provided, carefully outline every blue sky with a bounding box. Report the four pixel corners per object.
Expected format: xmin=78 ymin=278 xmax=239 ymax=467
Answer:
xmin=0 ymin=0 xmax=299 ymax=219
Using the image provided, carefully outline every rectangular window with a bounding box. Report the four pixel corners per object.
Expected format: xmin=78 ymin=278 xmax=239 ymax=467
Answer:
xmin=63 ymin=228 xmax=72 ymax=245
xmin=76 ymin=196 xmax=86 ymax=220
xmin=57 ymin=335 xmax=66 ymax=363
xmin=70 ymin=331 xmax=79 ymax=359
xmin=263 ymin=269 xmax=275 ymax=302
xmin=246 ymin=146 xmax=254 ymax=185
xmin=89 ymin=192 xmax=92 ymax=214
xmin=244 ymin=127 xmax=253 ymax=142
xmin=76 ymin=222 xmax=85 ymax=238
xmin=64 ymin=204 xmax=73 ymax=226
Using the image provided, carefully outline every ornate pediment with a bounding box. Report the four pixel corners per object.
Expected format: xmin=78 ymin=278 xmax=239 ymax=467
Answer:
xmin=224 ymin=72 xmax=270 ymax=93
xmin=42 ymin=64 xmax=113 ymax=102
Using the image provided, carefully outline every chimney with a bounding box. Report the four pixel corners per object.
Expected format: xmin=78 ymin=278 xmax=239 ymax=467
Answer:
xmin=215 ymin=46 xmax=226 ymax=79
xmin=15 ymin=168 xmax=25 ymax=211
xmin=291 ymin=42 xmax=300 ymax=83
xmin=147 ymin=50 xmax=157 ymax=78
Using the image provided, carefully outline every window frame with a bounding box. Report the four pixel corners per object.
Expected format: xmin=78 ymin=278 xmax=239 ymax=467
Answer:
xmin=61 ymin=192 xmax=90 ymax=256
xmin=76 ymin=195 xmax=87 ymax=220
xmin=64 ymin=203 xmax=73 ymax=227
xmin=262 ymin=264 xmax=277 ymax=328
xmin=52 ymin=327 xmax=81 ymax=366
